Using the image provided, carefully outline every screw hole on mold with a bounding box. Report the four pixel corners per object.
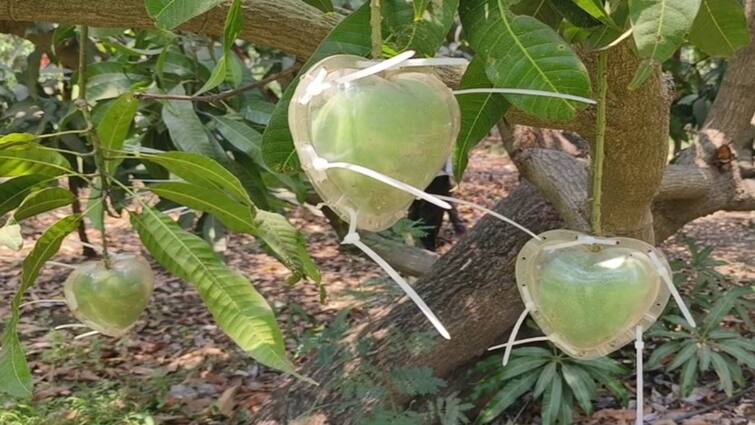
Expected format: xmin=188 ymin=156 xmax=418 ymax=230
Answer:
xmin=521 ymin=257 xmax=526 ymax=261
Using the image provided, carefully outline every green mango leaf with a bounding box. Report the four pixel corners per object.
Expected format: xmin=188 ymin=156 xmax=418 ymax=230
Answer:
xmin=570 ymin=0 xmax=610 ymax=21
xmin=0 ymin=175 xmax=48 ymax=216
xmin=131 ymin=207 xmax=305 ymax=379
xmin=461 ymin=0 xmax=592 ymax=122
xmin=1 ymin=214 xmax=81 ymax=398
xmin=302 ymin=0 xmax=334 ymax=13
xmin=96 ymin=93 xmax=139 ymax=173
xmin=212 ymin=115 xmax=264 ymax=163
xmin=261 ymin=5 xmax=371 ymax=173
xmin=479 ymin=372 xmax=539 ymax=423
xmin=87 ymin=177 xmax=105 ymax=232
xmin=252 ymin=210 xmax=321 ymax=284
xmin=0 ymin=330 xmax=32 ymax=399
xmin=549 ymin=0 xmax=602 ymax=28
xmin=0 ymin=147 xmax=72 ymax=177
xmin=0 ymin=133 xmax=37 ymax=147
xmin=0 ymin=222 xmax=23 ymax=251
xmin=148 ymin=182 xmax=256 ymax=233
xmin=689 ymin=0 xmax=750 ymax=57
xmin=140 ymin=151 xmax=251 ymax=205
xmin=382 ymin=0 xmax=460 ymax=56
xmin=453 ymin=56 xmax=509 ymax=181
xmin=20 ymin=215 xmax=81 ymax=293
xmin=86 ymin=63 xmax=149 ymax=102
xmin=161 ymin=85 xmax=228 ymax=162
xmin=629 ymin=0 xmax=701 ymax=86
xmin=196 ymin=56 xmax=229 ymax=96
xmin=511 ymin=0 xmax=563 ymax=28
xmin=14 ymin=187 xmax=75 ymax=222
xmin=146 ymin=0 xmax=227 ymax=30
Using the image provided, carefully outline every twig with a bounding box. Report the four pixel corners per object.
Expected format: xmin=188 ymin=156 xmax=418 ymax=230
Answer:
xmin=652 ymin=382 xmax=755 ymax=423
xmin=591 ymin=50 xmax=608 ymax=235
xmin=370 ymin=0 xmax=382 ymax=59
xmin=76 ymin=25 xmax=111 ymax=268
xmin=134 ymin=66 xmax=300 ymax=103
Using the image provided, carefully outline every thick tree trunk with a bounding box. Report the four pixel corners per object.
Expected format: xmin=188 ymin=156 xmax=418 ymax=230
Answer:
xmin=261 ymin=183 xmax=562 ymax=424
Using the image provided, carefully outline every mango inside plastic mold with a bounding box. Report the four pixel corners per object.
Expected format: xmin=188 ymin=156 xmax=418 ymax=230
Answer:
xmin=515 ymin=229 xmax=672 ymax=359
xmin=288 ymin=54 xmax=460 ymax=232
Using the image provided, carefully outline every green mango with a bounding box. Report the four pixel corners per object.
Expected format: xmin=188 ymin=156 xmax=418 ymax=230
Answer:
xmin=516 ymin=229 xmax=671 ymax=359
xmin=291 ymin=55 xmax=460 ymax=231
xmin=64 ymin=254 xmax=154 ymax=337
xmin=534 ymin=247 xmax=655 ymax=349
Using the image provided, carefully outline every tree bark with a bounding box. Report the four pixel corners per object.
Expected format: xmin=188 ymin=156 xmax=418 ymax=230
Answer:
xmin=0 ymin=0 xmax=340 ymax=59
xmin=261 ymin=183 xmax=562 ymax=424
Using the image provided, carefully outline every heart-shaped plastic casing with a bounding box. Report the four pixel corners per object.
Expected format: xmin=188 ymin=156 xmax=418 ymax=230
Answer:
xmin=515 ymin=229 xmax=671 ymax=359
xmin=64 ymin=254 xmax=154 ymax=337
xmin=289 ymin=55 xmax=460 ymax=231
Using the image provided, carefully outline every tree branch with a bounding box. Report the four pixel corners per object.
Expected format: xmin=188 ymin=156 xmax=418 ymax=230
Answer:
xmin=134 ymin=65 xmax=300 ymax=103
xmin=0 ymin=0 xmax=341 ymax=59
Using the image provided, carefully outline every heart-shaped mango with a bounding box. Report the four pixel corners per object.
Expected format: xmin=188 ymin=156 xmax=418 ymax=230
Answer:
xmin=64 ymin=254 xmax=154 ymax=337
xmin=290 ymin=55 xmax=460 ymax=231
xmin=515 ymin=229 xmax=671 ymax=359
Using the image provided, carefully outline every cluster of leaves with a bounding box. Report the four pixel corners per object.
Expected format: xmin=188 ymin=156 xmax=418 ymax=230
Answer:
xmin=648 ymin=238 xmax=754 ymax=398
xmin=472 ymin=346 xmax=628 ymax=425
xmin=297 ymin=311 xmax=473 ymax=425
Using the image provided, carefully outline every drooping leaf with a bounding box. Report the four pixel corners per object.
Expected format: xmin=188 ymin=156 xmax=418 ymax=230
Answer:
xmin=140 ymin=151 xmax=251 ymax=205
xmin=212 ymin=115 xmax=264 ymax=163
xmin=0 ymin=175 xmax=48 ymax=216
xmin=689 ymin=0 xmax=750 ymax=57
xmin=131 ymin=208 xmax=304 ymax=378
xmin=704 ymin=286 xmax=753 ymax=332
xmin=261 ymin=5 xmax=372 ymax=173
xmin=146 ymin=0 xmax=227 ymax=30
xmin=666 ymin=341 xmax=697 ymax=372
xmin=541 ymin=374 xmax=563 ymax=425
xmin=561 ymin=363 xmax=595 ymax=414
xmin=0 ymin=222 xmax=23 ymax=251
xmin=646 ymin=341 xmax=680 ymax=369
xmin=96 ymin=92 xmax=138 ymax=173
xmin=679 ymin=355 xmax=698 ymax=397
xmin=148 ymin=182 xmax=256 ymax=233
xmin=0 ymin=133 xmax=37 ymax=147
xmin=452 ymin=56 xmax=509 ymax=181
xmin=629 ymin=0 xmax=702 ymax=86
xmin=461 ymin=0 xmax=592 ymax=122
xmin=382 ymin=0 xmax=460 ymax=56
xmin=252 ymin=210 xmax=321 ymax=284
xmin=0 ymin=329 xmax=32 ymax=399
xmin=0 ymin=147 xmax=72 ymax=177
xmin=717 ymin=339 xmax=755 ymax=369
xmin=709 ymin=351 xmax=734 ymax=395
xmin=533 ymin=361 xmax=557 ymax=398
xmin=20 ymin=215 xmax=81 ymax=293
xmin=86 ymin=63 xmax=149 ymax=102
xmin=479 ymin=372 xmax=539 ymax=423
xmin=14 ymin=187 xmax=75 ymax=222
xmin=161 ymin=85 xmax=228 ymax=162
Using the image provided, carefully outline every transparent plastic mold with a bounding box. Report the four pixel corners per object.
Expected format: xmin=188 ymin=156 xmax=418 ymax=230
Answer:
xmin=64 ymin=254 xmax=154 ymax=338
xmin=289 ymin=54 xmax=460 ymax=232
xmin=515 ymin=229 xmax=672 ymax=359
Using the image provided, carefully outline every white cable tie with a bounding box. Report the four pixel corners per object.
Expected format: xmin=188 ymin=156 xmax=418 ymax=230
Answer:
xmin=453 ymin=88 xmax=597 ymax=105
xmin=336 ymin=50 xmax=416 ymax=85
xmin=647 ymin=250 xmax=696 ymax=328
xmin=635 ymin=325 xmax=644 ymax=425
xmin=435 ymin=195 xmax=541 ymax=240
xmin=503 ymin=306 xmax=531 ymax=366
xmin=356 ymin=57 xmax=469 ymax=69
xmin=488 ymin=336 xmax=550 ymax=351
